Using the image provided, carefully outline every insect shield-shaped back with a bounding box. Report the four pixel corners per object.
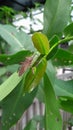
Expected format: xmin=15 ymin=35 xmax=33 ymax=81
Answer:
xmin=23 ymin=58 xmax=47 ymax=93
xmin=18 ymin=56 xmax=33 ymax=76
xmin=32 ymin=32 xmax=50 ymax=55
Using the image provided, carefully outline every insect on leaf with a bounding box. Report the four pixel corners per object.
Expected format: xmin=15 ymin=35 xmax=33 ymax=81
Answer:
xmin=19 ymin=56 xmax=33 ymax=76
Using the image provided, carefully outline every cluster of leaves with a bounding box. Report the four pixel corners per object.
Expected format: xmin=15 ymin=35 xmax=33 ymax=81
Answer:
xmin=0 ymin=0 xmax=73 ymax=130
xmin=0 ymin=6 xmax=15 ymax=24
xmin=0 ymin=6 xmax=28 ymax=25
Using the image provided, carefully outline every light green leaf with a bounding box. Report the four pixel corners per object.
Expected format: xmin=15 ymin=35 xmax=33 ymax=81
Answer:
xmin=0 ymin=67 xmax=6 ymax=76
xmin=54 ymin=79 xmax=73 ymax=98
xmin=43 ymin=0 xmax=71 ymax=38
xmin=0 ymin=24 xmax=34 ymax=53
xmin=46 ymin=60 xmax=56 ymax=84
xmin=32 ymin=32 xmax=50 ymax=54
xmin=52 ymin=48 xmax=73 ymax=66
xmin=68 ymin=43 xmax=73 ymax=53
xmin=0 ymin=72 xmax=22 ymax=101
xmin=24 ymin=115 xmax=44 ymax=130
xmin=6 ymin=64 xmax=19 ymax=73
xmin=43 ymin=73 xmax=62 ymax=130
xmin=0 ymin=24 xmax=24 ymax=53
xmin=24 ymin=120 xmax=36 ymax=130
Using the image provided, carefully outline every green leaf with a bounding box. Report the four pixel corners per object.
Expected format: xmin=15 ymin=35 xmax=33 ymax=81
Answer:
xmin=1 ymin=81 xmax=37 ymax=130
xmin=49 ymin=35 xmax=59 ymax=48
xmin=43 ymin=0 xmax=71 ymax=38
xmin=46 ymin=60 xmax=56 ymax=84
xmin=0 ymin=50 xmax=32 ymax=65
xmin=0 ymin=72 xmax=22 ymax=101
xmin=24 ymin=120 xmax=37 ymax=130
xmin=24 ymin=58 xmax=47 ymax=93
xmin=37 ymin=61 xmax=56 ymax=102
xmin=0 ymin=24 xmax=34 ymax=53
xmin=68 ymin=44 xmax=73 ymax=53
xmin=36 ymin=82 xmax=45 ymax=102
xmin=6 ymin=64 xmax=19 ymax=73
xmin=24 ymin=115 xmax=44 ymax=130
xmin=0 ymin=67 xmax=6 ymax=76
xmin=46 ymin=35 xmax=59 ymax=60
xmin=52 ymin=48 xmax=73 ymax=66
xmin=64 ymin=23 xmax=73 ymax=36
xmin=32 ymin=32 xmax=50 ymax=54
xmin=59 ymin=98 xmax=73 ymax=114
xmin=54 ymin=79 xmax=73 ymax=98
xmin=43 ymin=73 xmax=62 ymax=130
xmin=0 ymin=24 xmax=24 ymax=53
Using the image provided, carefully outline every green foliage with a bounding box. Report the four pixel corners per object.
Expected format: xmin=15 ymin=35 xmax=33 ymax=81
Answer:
xmin=43 ymin=0 xmax=71 ymax=38
xmin=0 ymin=50 xmax=32 ymax=65
xmin=1 ymin=85 xmax=37 ymax=130
xmin=0 ymin=6 xmax=15 ymax=24
xmin=46 ymin=35 xmax=59 ymax=60
xmin=59 ymin=98 xmax=73 ymax=114
xmin=24 ymin=120 xmax=37 ymax=130
xmin=54 ymin=79 xmax=73 ymax=98
xmin=0 ymin=0 xmax=73 ymax=130
xmin=0 ymin=24 xmax=34 ymax=53
xmin=64 ymin=22 xmax=73 ymax=37
xmin=24 ymin=116 xmax=44 ymax=130
xmin=24 ymin=57 xmax=47 ymax=93
xmin=43 ymin=73 xmax=62 ymax=130
xmin=0 ymin=6 xmax=27 ymax=24
xmin=0 ymin=72 xmax=22 ymax=101
xmin=32 ymin=32 xmax=50 ymax=54
xmin=52 ymin=48 xmax=73 ymax=66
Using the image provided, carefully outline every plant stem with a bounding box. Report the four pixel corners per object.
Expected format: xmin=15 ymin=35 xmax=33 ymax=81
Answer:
xmin=46 ymin=36 xmax=73 ymax=60
xmin=50 ymin=36 xmax=73 ymax=53
xmin=59 ymin=36 xmax=73 ymax=45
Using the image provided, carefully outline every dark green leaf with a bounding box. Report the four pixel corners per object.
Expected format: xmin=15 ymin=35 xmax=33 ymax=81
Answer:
xmin=1 ymin=81 xmax=37 ymax=130
xmin=24 ymin=58 xmax=47 ymax=93
xmin=43 ymin=0 xmax=71 ymax=38
xmin=43 ymin=73 xmax=62 ymax=130
xmin=37 ymin=61 xmax=56 ymax=102
xmin=64 ymin=23 xmax=73 ymax=36
xmin=49 ymin=35 xmax=59 ymax=48
xmin=0 ymin=50 xmax=32 ymax=65
xmin=59 ymin=98 xmax=73 ymax=114
xmin=46 ymin=35 xmax=59 ymax=60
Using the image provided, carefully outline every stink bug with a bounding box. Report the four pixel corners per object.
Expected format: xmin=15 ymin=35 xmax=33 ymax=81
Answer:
xmin=18 ymin=56 xmax=33 ymax=76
